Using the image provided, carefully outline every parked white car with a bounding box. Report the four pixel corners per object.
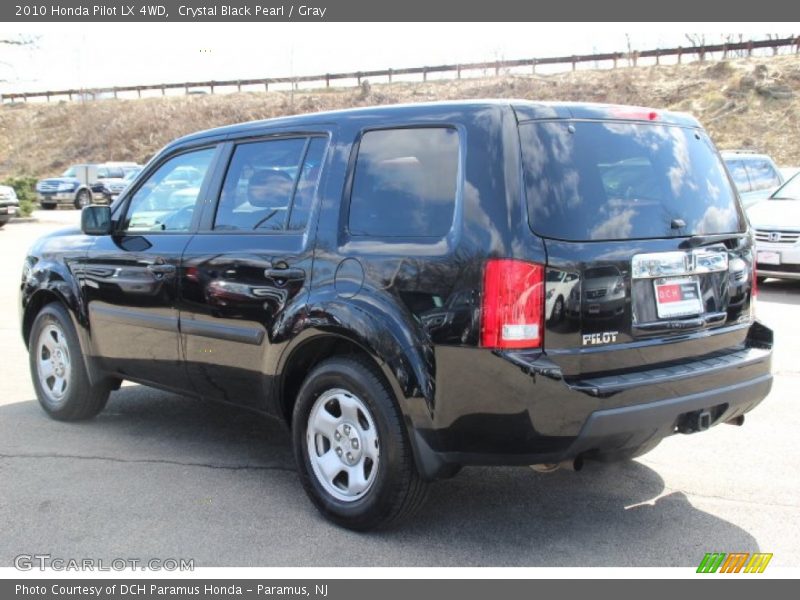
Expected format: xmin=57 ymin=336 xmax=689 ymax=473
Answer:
xmin=0 ymin=184 xmax=20 ymax=228
xmin=747 ymin=172 xmax=800 ymax=281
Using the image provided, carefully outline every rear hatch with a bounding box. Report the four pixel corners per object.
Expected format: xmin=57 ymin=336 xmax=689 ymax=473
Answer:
xmin=518 ymin=110 xmax=755 ymax=377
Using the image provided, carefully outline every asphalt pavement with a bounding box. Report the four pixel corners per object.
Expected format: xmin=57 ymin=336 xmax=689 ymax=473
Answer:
xmin=1 ymin=211 xmax=798 ymax=567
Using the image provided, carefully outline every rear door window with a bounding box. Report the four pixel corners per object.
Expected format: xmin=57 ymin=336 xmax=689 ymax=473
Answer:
xmin=520 ymin=121 xmax=745 ymax=241
xmin=348 ymin=127 xmax=459 ymax=238
xmin=215 ymin=136 xmax=326 ymax=232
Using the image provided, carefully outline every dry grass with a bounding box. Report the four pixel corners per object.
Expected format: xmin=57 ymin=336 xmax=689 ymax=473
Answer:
xmin=2 ymin=54 xmax=800 ymax=178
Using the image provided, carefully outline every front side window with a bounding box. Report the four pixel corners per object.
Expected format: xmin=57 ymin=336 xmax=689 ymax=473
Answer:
xmin=746 ymin=159 xmax=781 ymax=191
xmin=725 ymin=160 xmax=751 ymax=193
xmin=123 ymin=147 xmax=215 ymax=232
xmin=214 ymin=137 xmax=318 ymax=232
xmin=348 ymin=127 xmax=459 ymax=238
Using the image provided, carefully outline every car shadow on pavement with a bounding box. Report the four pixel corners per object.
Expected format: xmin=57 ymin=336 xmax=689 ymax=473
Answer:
xmin=759 ymin=278 xmax=800 ymax=305
xmin=0 ymin=386 xmax=760 ymax=568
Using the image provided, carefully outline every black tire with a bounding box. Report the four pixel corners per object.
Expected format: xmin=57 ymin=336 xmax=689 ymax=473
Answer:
xmin=0 ymin=221 xmax=5 ymax=229
xmin=756 ymin=276 xmax=767 ymax=285
xmin=74 ymin=189 xmax=92 ymax=209
xmin=292 ymin=356 xmax=428 ymax=530
xmin=550 ymin=296 xmax=565 ymax=323
xmin=29 ymin=303 xmax=111 ymax=421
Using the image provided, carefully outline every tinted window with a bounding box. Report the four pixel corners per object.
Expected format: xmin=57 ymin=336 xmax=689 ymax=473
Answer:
xmin=288 ymin=137 xmax=328 ymax=231
xmin=215 ymin=138 xmax=307 ymax=231
xmin=725 ymin=160 xmax=751 ymax=193
xmin=746 ymin=159 xmax=781 ymax=191
xmin=521 ymin=121 xmax=744 ymax=241
xmin=349 ymin=128 xmax=459 ymax=237
xmin=123 ymin=147 xmax=215 ymax=232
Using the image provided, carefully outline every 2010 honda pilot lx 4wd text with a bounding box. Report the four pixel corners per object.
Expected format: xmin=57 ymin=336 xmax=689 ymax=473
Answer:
xmin=20 ymin=101 xmax=773 ymax=530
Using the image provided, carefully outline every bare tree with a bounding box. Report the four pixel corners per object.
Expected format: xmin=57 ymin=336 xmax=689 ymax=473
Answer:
xmin=0 ymin=34 xmax=37 ymax=84
xmin=684 ymin=34 xmax=707 ymax=61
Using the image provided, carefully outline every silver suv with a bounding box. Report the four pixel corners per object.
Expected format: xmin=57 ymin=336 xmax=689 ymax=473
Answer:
xmin=722 ymin=150 xmax=784 ymax=209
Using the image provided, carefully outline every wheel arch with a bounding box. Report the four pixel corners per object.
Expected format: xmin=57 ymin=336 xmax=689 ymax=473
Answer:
xmin=276 ymin=325 xmax=452 ymax=480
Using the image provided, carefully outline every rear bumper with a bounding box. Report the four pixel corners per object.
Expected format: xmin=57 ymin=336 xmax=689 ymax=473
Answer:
xmin=563 ymin=370 xmax=771 ymax=460
xmin=411 ymin=321 xmax=773 ymax=478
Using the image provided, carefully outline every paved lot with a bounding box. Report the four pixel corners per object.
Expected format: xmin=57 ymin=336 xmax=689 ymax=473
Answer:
xmin=1 ymin=211 xmax=799 ymax=568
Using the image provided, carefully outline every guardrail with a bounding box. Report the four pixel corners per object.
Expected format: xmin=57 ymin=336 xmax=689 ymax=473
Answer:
xmin=3 ymin=36 xmax=799 ymax=104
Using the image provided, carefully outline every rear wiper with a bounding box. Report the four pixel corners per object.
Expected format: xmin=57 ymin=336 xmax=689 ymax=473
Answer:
xmin=678 ymin=232 xmax=747 ymax=249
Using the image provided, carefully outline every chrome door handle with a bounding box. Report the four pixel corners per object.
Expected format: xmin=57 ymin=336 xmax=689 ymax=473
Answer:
xmin=264 ymin=267 xmax=305 ymax=282
xmin=147 ymin=264 xmax=176 ymax=275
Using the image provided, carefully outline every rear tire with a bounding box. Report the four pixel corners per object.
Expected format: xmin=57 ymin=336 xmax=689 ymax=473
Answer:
xmin=29 ymin=303 xmax=111 ymax=421
xmin=292 ymin=356 xmax=428 ymax=530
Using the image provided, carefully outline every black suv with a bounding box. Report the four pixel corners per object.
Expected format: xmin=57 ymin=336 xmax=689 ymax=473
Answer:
xmin=20 ymin=101 xmax=773 ymax=530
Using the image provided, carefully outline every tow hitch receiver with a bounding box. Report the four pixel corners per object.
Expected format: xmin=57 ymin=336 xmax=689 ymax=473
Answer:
xmin=677 ymin=410 xmax=712 ymax=434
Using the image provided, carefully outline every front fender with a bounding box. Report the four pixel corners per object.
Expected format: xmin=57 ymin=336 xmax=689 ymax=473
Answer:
xmin=20 ymin=232 xmax=102 ymax=382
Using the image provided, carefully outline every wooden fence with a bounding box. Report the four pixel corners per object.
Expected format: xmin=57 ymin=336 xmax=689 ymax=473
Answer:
xmin=3 ymin=36 xmax=799 ymax=103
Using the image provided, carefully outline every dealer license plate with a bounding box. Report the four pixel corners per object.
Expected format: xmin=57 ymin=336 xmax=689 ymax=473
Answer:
xmin=654 ymin=276 xmax=703 ymax=319
xmin=757 ymin=251 xmax=781 ymax=266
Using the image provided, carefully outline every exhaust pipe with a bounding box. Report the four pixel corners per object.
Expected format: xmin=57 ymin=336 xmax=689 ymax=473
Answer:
xmin=530 ymin=456 xmax=583 ymax=473
xmin=725 ymin=415 xmax=745 ymax=426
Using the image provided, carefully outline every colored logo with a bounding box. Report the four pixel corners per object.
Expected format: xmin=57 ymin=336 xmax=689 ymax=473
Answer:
xmin=697 ymin=552 xmax=773 ymax=573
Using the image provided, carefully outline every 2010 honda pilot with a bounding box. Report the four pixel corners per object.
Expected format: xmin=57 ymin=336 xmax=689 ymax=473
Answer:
xmin=20 ymin=101 xmax=773 ymax=530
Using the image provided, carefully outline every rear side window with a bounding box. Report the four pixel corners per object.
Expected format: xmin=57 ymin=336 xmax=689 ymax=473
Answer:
xmin=746 ymin=159 xmax=781 ymax=191
xmin=348 ymin=127 xmax=459 ymax=238
xmin=520 ymin=121 xmax=745 ymax=241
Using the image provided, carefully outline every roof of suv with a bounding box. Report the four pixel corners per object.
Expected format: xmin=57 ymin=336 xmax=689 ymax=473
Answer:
xmin=168 ymin=100 xmax=701 ymax=150
xmin=720 ymin=151 xmax=777 ymax=162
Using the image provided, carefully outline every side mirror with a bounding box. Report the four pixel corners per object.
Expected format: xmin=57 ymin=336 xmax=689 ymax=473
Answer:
xmin=81 ymin=205 xmax=112 ymax=235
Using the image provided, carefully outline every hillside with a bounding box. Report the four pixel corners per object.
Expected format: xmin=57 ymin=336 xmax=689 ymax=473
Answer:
xmin=1 ymin=54 xmax=799 ymax=179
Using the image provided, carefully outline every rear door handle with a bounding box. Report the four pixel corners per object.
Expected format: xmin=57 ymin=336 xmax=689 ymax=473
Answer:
xmin=264 ymin=266 xmax=305 ymax=282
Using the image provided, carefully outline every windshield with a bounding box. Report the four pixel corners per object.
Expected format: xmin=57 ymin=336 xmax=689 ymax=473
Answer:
xmin=771 ymin=173 xmax=800 ymax=200
xmin=61 ymin=167 xmax=76 ymax=177
xmin=520 ymin=121 xmax=745 ymax=241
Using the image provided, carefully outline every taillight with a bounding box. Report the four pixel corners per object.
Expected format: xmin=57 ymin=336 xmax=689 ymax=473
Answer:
xmin=481 ymin=259 xmax=544 ymax=349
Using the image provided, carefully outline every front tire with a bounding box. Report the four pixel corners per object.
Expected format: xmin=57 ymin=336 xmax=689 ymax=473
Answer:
xmin=75 ymin=189 xmax=92 ymax=209
xmin=29 ymin=303 xmax=111 ymax=421
xmin=292 ymin=356 xmax=428 ymax=530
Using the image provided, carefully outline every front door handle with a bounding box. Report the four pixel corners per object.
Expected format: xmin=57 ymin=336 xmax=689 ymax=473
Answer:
xmin=147 ymin=263 xmax=176 ymax=276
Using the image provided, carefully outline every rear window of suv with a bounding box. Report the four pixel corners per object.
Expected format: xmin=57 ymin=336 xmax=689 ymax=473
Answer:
xmin=520 ymin=121 xmax=745 ymax=241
